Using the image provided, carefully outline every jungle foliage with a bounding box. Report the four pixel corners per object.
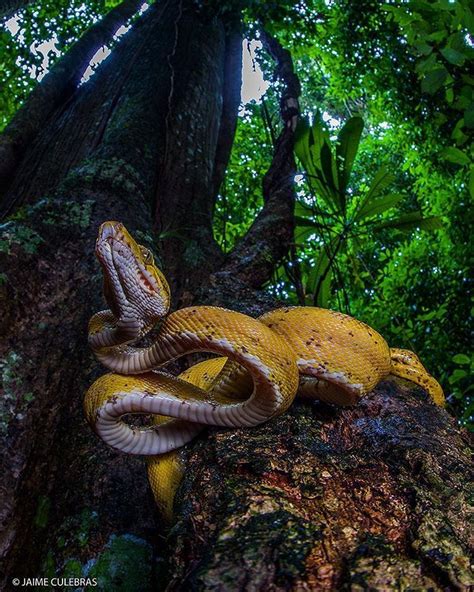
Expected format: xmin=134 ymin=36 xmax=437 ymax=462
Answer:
xmin=0 ymin=0 xmax=472 ymax=426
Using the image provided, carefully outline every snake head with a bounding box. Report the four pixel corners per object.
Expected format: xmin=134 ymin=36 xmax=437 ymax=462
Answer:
xmin=95 ymin=221 xmax=170 ymax=330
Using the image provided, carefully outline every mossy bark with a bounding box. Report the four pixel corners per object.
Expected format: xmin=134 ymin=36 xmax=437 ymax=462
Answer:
xmin=167 ymin=379 xmax=473 ymax=591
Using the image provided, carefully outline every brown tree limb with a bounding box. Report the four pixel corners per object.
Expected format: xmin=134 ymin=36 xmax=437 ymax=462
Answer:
xmin=211 ymin=28 xmax=243 ymax=200
xmin=0 ymin=0 xmax=144 ymax=204
xmin=216 ymin=29 xmax=300 ymax=289
xmin=259 ymin=28 xmax=301 ymax=133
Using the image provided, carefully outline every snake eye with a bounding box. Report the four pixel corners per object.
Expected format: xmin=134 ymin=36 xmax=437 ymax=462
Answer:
xmin=140 ymin=247 xmax=153 ymax=264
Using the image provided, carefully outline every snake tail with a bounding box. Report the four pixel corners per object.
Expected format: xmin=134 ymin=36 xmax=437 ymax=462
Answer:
xmin=390 ymin=348 xmax=445 ymax=406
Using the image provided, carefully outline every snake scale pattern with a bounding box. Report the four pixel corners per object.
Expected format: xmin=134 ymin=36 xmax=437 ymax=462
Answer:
xmin=84 ymin=221 xmax=444 ymax=518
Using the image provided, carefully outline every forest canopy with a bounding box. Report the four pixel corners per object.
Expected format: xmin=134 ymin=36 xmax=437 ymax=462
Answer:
xmin=1 ymin=0 xmax=472 ymax=428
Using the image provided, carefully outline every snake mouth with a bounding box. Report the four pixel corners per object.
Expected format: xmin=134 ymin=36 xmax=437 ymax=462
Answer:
xmin=96 ymin=221 xmax=160 ymax=297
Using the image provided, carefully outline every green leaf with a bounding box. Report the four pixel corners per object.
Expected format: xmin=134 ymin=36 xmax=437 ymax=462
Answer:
xmin=294 ymin=200 xmax=314 ymax=218
xmin=336 ymin=116 xmax=364 ymax=194
xmin=354 ymin=166 xmax=395 ymax=218
xmin=415 ymin=54 xmax=437 ymax=75
xmin=294 ymin=226 xmax=316 ymax=244
xmin=440 ymin=47 xmax=466 ymax=66
xmin=451 ymin=118 xmax=468 ymax=144
xmin=295 ymin=118 xmax=339 ymax=210
xmin=452 ymin=354 xmax=471 ymax=365
xmin=308 ymin=118 xmax=342 ymax=211
xmin=421 ymin=67 xmax=448 ymax=94
xmin=427 ymin=30 xmax=447 ymax=43
xmin=320 ymin=141 xmax=339 ymax=195
xmin=464 ymin=103 xmax=474 ymax=128
xmin=316 ymin=265 xmax=332 ymax=307
xmin=293 ymin=216 xmax=332 ymax=231
xmin=446 ymin=31 xmax=469 ymax=53
xmin=306 ymin=238 xmax=339 ymax=306
xmin=414 ymin=42 xmax=433 ymax=56
xmin=295 ymin=119 xmax=316 ymax=177
xmin=449 ymin=369 xmax=467 ymax=384
xmin=307 ymin=248 xmax=328 ymax=295
xmin=356 ymin=193 xmax=404 ymax=221
xmin=440 ymin=146 xmax=471 ymax=165
xmin=373 ymin=212 xmax=443 ymax=232
xmin=309 ymin=116 xmax=330 ymax=174
xmin=469 ymin=167 xmax=474 ymax=200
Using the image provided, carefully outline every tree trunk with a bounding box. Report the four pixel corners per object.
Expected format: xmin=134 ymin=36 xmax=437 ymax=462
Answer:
xmin=0 ymin=0 xmax=144 ymax=199
xmin=0 ymin=1 xmax=240 ymax=587
xmin=0 ymin=1 xmax=472 ymax=591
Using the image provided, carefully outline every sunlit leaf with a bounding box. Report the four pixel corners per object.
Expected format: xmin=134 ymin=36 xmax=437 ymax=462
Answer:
xmin=336 ymin=116 xmax=364 ymax=193
xmin=373 ymin=213 xmax=443 ymax=232
xmin=356 ymin=193 xmax=404 ymax=221
xmin=440 ymin=146 xmax=471 ymax=165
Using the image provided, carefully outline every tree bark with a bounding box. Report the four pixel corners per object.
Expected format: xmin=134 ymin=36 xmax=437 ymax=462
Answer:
xmin=0 ymin=2 xmax=240 ymax=588
xmin=0 ymin=0 xmax=144 ymax=205
xmin=0 ymin=2 xmax=472 ymax=591
xmin=167 ymin=379 xmax=473 ymax=591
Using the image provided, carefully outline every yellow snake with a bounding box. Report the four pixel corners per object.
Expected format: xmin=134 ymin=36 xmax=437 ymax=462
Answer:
xmin=84 ymin=221 xmax=445 ymax=519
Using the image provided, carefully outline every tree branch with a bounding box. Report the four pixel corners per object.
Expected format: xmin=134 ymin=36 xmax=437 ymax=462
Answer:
xmin=215 ymin=29 xmax=300 ymax=289
xmin=211 ymin=28 xmax=242 ymax=200
xmin=167 ymin=379 xmax=473 ymax=590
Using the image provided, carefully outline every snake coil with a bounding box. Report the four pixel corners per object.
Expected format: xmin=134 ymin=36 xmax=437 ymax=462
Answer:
xmin=84 ymin=221 xmax=444 ymax=517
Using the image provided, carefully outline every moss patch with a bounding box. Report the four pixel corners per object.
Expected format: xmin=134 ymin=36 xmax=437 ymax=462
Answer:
xmin=34 ymin=496 xmax=51 ymax=529
xmin=0 ymin=351 xmax=34 ymax=435
xmin=85 ymin=534 xmax=154 ymax=592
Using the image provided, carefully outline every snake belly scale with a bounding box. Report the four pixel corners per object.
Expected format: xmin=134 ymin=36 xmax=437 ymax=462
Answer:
xmin=84 ymin=221 xmax=445 ymax=518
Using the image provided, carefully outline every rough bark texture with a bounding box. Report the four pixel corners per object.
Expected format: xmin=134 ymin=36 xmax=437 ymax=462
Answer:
xmin=0 ymin=1 xmax=472 ymax=591
xmin=167 ymin=379 xmax=473 ymax=591
xmin=152 ymin=4 xmax=244 ymax=303
xmin=0 ymin=0 xmax=144 ymax=205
